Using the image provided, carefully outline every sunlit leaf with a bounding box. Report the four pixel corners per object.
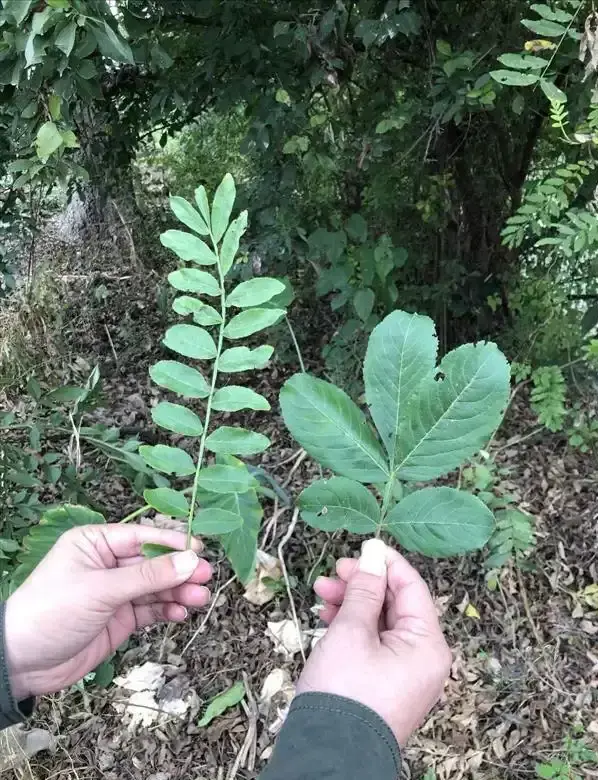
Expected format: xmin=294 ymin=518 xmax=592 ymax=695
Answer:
xmin=168 ymin=268 xmax=220 ymax=296
xmin=211 ymin=173 xmax=236 ymax=243
xmin=163 ymin=324 xmax=217 ymax=360
xmin=160 ymin=230 xmax=217 ymax=265
xmin=219 ymin=345 xmax=274 ymax=373
xmin=220 ymin=211 xmax=248 ymax=275
xmin=150 ymin=360 xmax=210 ymax=398
xmin=224 ymin=308 xmax=285 ymax=339
xmin=298 ymin=477 xmax=380 ymax=533
xmin=205 ymin=427 xmax=270 ymax=455
xmin=211 ymin=386 xmax=270 ymax=412
xmin=226 ymin=278 xmax=286 ymax=308
xmin=170 ymin=195 xmax=210 ymax=236
xmin=151 ymin=401 xmax=203 ymax=436
xmin=172 ymin=296 xmax=222 ymax=325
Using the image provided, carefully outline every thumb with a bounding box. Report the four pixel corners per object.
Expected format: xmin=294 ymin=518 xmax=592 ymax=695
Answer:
xmin=102 ymin=549 xmax=200 ymax=604
xmin=336 ymin=539 xmax=388 ymax=633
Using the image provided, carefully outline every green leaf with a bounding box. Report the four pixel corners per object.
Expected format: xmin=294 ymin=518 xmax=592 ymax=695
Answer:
xmin=151 ymin=401 xmax=203 ymax=436
xmin=160 ymin=230 xmax=217 ymax=265
xmin=194 ymin=186 xmax=211 ymax=229
xmin=490 ymin=70 xmax=539 ymax=87
xmin=143 ymin=487 xmax=189 ymax=517
xmin=150 ymin=360 xmax=210 ymax=398
xmin=205 ymin=427 xmax=270 ymax=456
xmin=345 ymin=214 xmax=368 ymax=243
xmin=395 ymin=343 xmax=510 ymax=481
xmin=497 ymin=53 xmax=547 ymax=70
xmin=170 ymin=196 xmax=210 ymax=236
xmin=521 ymin=18 xmax=567 ymax=37
xmin=386 ymin=487 xmax=494 ymax=557
xmin=353 ymin=288 xmax=375 ymax=321
xmin=55 ymin=21 xmax=77 ymax=56
xmin=226 ymin=278 xmax=286 ymax=308
xmin=211 ymin=386 xmax=270 ymax=412
xmin=163 ymin=325 xmax=217 ymax=360
xmin=197 ymin=465 xmax=256 ymax=494
xmin=220 ymin=211 xmax=248 ymax=275
xmin=141 ymin=543 xmax=179 ymax=558
xmin=364 ymin=311 xmax=438 ymax=460
xmin=61 ymin=130 xmax=79 ymax=149
xmin=92 ymin=20 xmax=134 ymax=63
xmin=168 ymin=268 xmax=220 ymax=296
xmin=540 ymin=79 xmax=567 ymax=103
xmin=92 ymin=660 xmax=115 ymax=688
xmin=139 ymin=445 xmax=195 ymax=476
xmin=224 ymin=308 xmax=285 ymax=339
xmin=35 ymin=121 xmax=63 ymax=160
xmin=192 ymin=508 xmax=244 ymax=535
xmin=211 ymin=173 xmax=236 ymax=243
xmin=5 ymin=0 xmax=34 ymax=25
xmin=198 ymin=681 xmax=245 ymax=727
xmin=13 ymin=505 xmax=105 ymax=588
xmin=280 ymin=374 xmax=389 ymax=483
xmin=219 ymin=346 xmax=274 ymax=373
xmin=172 ymin=297 xmax=222 ymax=325
xmin=298 ymin=477 xmax=380 ymax=533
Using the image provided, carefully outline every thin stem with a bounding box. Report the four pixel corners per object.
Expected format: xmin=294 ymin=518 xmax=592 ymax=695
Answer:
xmin=285 ymin=315 xmax=306 ymax=373
xmin=121 ymin=505 xmax=150 ymax=524
xmin=377 ymin=475 xmax=396 ymax=538
xmin=185 ymin=240 xmax=227 ymax=548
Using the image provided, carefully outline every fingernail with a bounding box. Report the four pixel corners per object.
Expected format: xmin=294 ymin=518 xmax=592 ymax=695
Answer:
xmin=359 ymin=539 xmax=387 ymax=577
xmin=172 ymin=549 xmax=199 ymax=576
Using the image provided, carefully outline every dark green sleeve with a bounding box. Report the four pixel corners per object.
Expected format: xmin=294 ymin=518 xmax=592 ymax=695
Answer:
xmin=0 ymin=602 xmax=34 ymax=731
xmin=260 ymin=693 xmax=401 ymax=780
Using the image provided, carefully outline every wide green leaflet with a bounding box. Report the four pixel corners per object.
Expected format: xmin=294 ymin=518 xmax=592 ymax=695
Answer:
xmin=198 ymin=681 xmax=245 ymax=727
xmin=168 ymin=268 xmax=220 ymax=296
xmin=149 ymin=361 xmax=210 ymax=398
xmin=169 ymin=196 xmax=210 ymax=236
xmin=205 ymin=427 xmax=270 ymax=455
xmin=220 ymin=212 xmax=248 ymax=274
xmin=160 ymin=230 xmax=217 ymax=265
xmin=197 ymin=464 xmax=256 ymax=494
xmin=211 ymin=387 xmax=270 ymax=412
xmin=280 ymin=374 xmax=389 ymax=483
xmin=151 ymin=401 xmax=203 ymax=436
xmin=163 ymin=324 xmax=217 ymax=360
xmin=144 ymin=487 xmax=189 ymax=517
xmin=211 ymin=173 xmax=236 ymax=243
xmin=139 ymin=445 xmax=195 ymax=476
xmin=194 ymin=186 xmax=211 ymax=228
xmin=219 ymin=346 xmax=274 ymax=372
xmin=386 ymin=487 xmax=494 ymax=557
xmin=298 ymin=477 xmax=381 ymax=533
xmin=192 ymin=508 xmax=244 ymax=535
xmin=227 ymin=278 xmax=286 ymax=308
xmin=172 ymin=297 xmax=222 ymax=325
xmin=364 ymin=311 xmax=437 ymax=460
xmin=224 ymin=308 xmax=285 ymax=339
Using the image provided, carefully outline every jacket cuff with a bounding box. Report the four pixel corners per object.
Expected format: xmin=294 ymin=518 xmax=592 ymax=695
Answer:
xmin=260 ymin=692 xmax=401 ymax=780
xmin=0 ymin=602 xmax=34 ymax=729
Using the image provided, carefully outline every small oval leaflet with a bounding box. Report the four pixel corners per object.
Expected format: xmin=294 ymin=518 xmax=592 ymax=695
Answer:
xmin=192 ymin=508 xmax=244 ymax=535
xmin=224 ymin=308 xmax=285 ymax=339
xmin=219 ymin=345 xmax=274 ymax=373
xmin=149 ymin=361 xmax=210 ymax=398
xmin=169 ymin=195 xmax=210 ymax=236
xmin=151 ymin=401 xmax=203 ymax=436
xmin=144 ymin=487 xmax=189 ymax=518
xmin=211 ymin=386 xmax=270 ymax=412
xmin=226 ymin=278 xmax=286 ymax=308
xmin=172 ymin=296 xmax=222 ymax=325
xmin=205 ymin=427 xmax=271 ymax=456
xmin=163 ymin=324 xmax=217 ymax=360
xmin=139 ymin=444 xmax=195 ymax=476
xmin=160 ymin=230 xmax=217 ymax=265
xmin=298 ymin=477 xmax=381 ymax=533
xmin=198 ymin=681 xmax=245 ymax=727
xmin=197 ymin=464 xmax=256 ymax=494
xmin=168 ymin=268 xmax=221 ymax=296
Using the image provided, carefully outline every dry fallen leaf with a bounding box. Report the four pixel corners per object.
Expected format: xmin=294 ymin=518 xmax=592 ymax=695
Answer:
xmin=266 ymin=619 xmax=308 ymax=659
xmin=244 ymin=550 xmax=282 ymax=606
xmin=259 ymin=668 xmax=295 ymax=736
xmin=0 ymin=726 xmax=56 ymax=772
xmin=465 ymin=603 xmax=481 ymax=620
xmin=114 ymin=662 xmax=165 ymax=692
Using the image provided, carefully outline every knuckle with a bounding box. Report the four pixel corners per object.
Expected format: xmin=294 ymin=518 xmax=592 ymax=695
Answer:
xmin=346 ymin=582 xmax=380 ymax=606
xmin=139 ymin=560 xmax=161 ymax=590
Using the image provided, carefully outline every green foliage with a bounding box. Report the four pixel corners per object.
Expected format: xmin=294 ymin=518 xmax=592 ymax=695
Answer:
xmin=280 ymin=311 xmax=511 ymax=558
xmin=530 ymin=366 xmax=567 ymax=432
xmin=198 ymin=681 xmax=245 ymax=728
xmin=536 ymin=730 xmax=598 ymax=780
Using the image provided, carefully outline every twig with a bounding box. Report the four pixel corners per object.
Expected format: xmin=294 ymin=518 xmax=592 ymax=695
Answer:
xmin=278 ymin=508 xmax=306 ymax=664
xmin=282 ymin=449 xmax=307 ymax=488
xmin=516 ymin=566 xmax=543 ymax=647
xmin=285 ymin=315 xmax=306 ymax=373
xmin=274 ymin=447 xmax=305 ymax=470
xmin=110 ymin=198 xmax=140 ymax=270
xmin=260 ymin=500 xmax=291 ymax=551
xmin=181 ymin=575 xmax=236 ymax=656
xmin=103 ymin=322 xmax=118 ymax=366
xmin=493 ymin=427 xmax=545 ymax=455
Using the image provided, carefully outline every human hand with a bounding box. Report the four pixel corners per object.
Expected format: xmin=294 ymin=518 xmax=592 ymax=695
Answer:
xmin=5 ymin=524 xmax=212 ymax=701
xmin=297 ymin=539 xmax=451 ymax=746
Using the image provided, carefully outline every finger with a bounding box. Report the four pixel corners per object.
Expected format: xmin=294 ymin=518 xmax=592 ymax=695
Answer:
xmin=120 ymin=557 xmax=212 ymax=586
xmin=385 ymin=553 xmax=441 ymax=632
xmin=335 ymin=540 xmax=388 ymax=635
xmin=134 ymin=583 xmax=211 ymax=608
xmin=83 ymin=524 xmax=204 ymax=562
xmin=133 ymin=601 xmax=188 ymax=629
xmin=319 ymin=604 xmax=340 ymax=624
xmin=336 ymin=558 xmax=359 ymax=582
xmin=314 ymin=576 xmax=346 ymax=605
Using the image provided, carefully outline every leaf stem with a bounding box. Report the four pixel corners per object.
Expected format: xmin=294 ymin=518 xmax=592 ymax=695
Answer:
xmin=121 ymin=505 xmax=149 ymax=524
xmin=285 ymin=315 xmax=306 ymax=373
xmin=377 ymin=475 xmax=396 ymax=538
xmin=185 ymin=239 xmax=227 ymax=548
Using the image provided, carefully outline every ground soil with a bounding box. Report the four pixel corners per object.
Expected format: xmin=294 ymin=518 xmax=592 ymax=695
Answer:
xmin=3 ymin=236 xmax=598 ymax=780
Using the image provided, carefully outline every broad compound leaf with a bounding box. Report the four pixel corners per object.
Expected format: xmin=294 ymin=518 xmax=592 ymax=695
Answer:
xmin=144 ymin=487 xmax=189 ymax=517
xmin=386 ymin=487 xmax=494 ymax=558
xmin=212 ymin=387 xmax=270 ymax=412
xmin=219 ymin=346 xmax=274 ymax=373
xmin=151 ymin=401 xmax=203 ymax=436
xmin=364 ymin=311 xmax=438 ymax=461
xmin=224 ymin=308 xmax=285 ymax=339
xmin=13 ymin=505 xmax=105 ymax=588
xmin=163 ymin=325 xmax=217 ymax=360
xmin=150 ymin=361 xmax=210 ymax=398
xmin=280 ymin=374 xmax=389 ymax=483
xmin=205 ymin=427 xmax=270 ymax=455
xmin=197 ymin=464 xmax=256 ymax=494
xmin=160 ymin=230 xmax=217 ymax=265
xmin=139 ymin=445 xmax=195 ymax=476
xmin=192 ymin=508 xmax=244 ymax=535
xmin=173 ymin=297 xmax=222 ymax=325
xmin=198 ymin=681 xmax=245 ymax=727
xmin=226 ymin=278 xmax=286 ymax=308
xmin=211 ymin=173 xmax=236 ymax=243
xmin=168 ymin=268 xmax=220 ymax=296
xmin=170 ymin=196 xmax=210 ymax=236
xmin=395 ymin=343 xmax=510 ymax=481
xmin=220 ymin=211 xmax=248 ymax=275
xmin=298 ymin=477 xmax=380 ymax=533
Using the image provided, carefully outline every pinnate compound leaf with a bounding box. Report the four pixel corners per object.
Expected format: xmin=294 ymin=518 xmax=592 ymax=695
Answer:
xmin=205 ymin=427 xmax=270 ymax=455
xmin=220 ymin=211 xmax=248 ymax=275
xmin=280 ymin=374 xmax=389 ymax=483
xmin=170 ymin=196 xmax=210 ymax=236
xmin=150 ymin=360 xmax=210 ymax=398
xmin=139 ymin=445 xmax=195 ymax=476
xmin=298 ymin=477 xmax=380 ymax=533
xmin=141 ymin=543 xmax=178 ymax=559
xmin=194 ymin=186 xmax=211 ymax=228
xmin=172 ymin=296 xmax=222 ymax=325
xmin=224 ymin=308 xmax=285 ymax=339
xmin=143 ymin=487 xmax=189 ymax=517
xmin=212 ymin=386 xmax=270 ymax=412
xmin=163 ymin=325 xmax=217 ymax=360
xmin=219 ymin=346 xmax=274 ymax=373
xmin=386 ymin=487 xmax=494 ymax=557
xmin=364 ymin=311 xmax=438 ymax=460
xmin=395 ymin=343 xmax=510 ymax=481
xmin=151 ymin=401 xmax=203 ymax=436
xmin=197 ymin=464 xmax=256 ymax=494
xmin=13 ymin=505 xmax=105 ymax=588
xmin=160 ymin=230 xmax=217 ymax=265
xmin=192 ymin=508 xmax=244 ymax=535
xmin=198 ymin=681 xmax=245 ymax=727
xmin=227 ymin=278 xmax=286 ymax=308
xmin=211 ymin=173 xmax=236 ymax=243
xmin=168 ymin=268 xmax=220 ymax=296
